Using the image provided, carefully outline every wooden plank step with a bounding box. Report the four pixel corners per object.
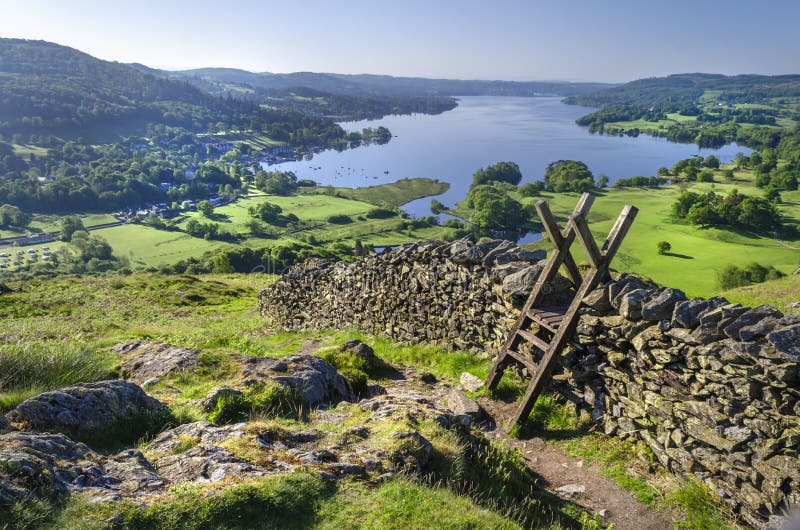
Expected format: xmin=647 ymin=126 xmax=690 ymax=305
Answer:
xmin=527 ymin=305 xmax=569 ymax=331
xmin=506 ymin=350 xmax=538 ymax=373
xmin=517 ymin=329 xmax=550 ymax=352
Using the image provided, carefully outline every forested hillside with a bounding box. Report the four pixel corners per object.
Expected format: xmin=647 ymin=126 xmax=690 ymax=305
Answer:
xmin=0 ymin=39 xmax=344 ymax=143
xmin=565 ymin=73 xmax=800 ymax=148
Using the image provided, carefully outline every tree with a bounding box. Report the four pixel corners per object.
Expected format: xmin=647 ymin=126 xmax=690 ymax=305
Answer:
xmin=249 ymin=201 xmax=284 ymax=224
xmin=656 ymin=241 xmax=671 ymax=255
xmin=697 ymin=170 xmax=715 ymax=183
xmin=198 ymin=200 xmax=214 ymax=217
xmin=703 ymin=155 xmax=720 ymax=169
xmin=543 ymin=160 xmax=595 ymax=192
xmin=465 ymin=185 xmax=526 ymax=233
xmin=144 ymin=212 xmax=166 ymax=229
xmin=597 ymin=174 xmax=610 ymax=188
xmin=472 ymin=162 xmax=523 ymax=187
xmin=430 ymin=199 xmax=446 ymax=215
xmin=60 ymin=216 xmax=85 ymax=242
xmin=518 ymin=181 xmax=544 ymax=197
xmin=0 ymin=204 xmax=31 ymax=228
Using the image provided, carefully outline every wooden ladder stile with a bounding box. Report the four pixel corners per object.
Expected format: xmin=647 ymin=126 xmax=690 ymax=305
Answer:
xmin=484 ymin=192 xmax=638 ymax=432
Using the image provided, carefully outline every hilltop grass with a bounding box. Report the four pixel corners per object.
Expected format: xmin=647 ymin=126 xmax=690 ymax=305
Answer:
xmin=42 ymin=474 xmax=528 ymax=530
xmin=521 ymin=168 xmax=800 ymax=297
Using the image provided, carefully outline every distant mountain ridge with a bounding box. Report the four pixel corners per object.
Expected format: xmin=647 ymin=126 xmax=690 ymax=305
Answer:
xmin=146 ymin=66 xmax=613 ymax=98
xmin=564 ymin=72 xmax=800 ymax=109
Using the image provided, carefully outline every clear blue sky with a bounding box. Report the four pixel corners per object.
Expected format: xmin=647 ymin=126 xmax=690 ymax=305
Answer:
xmin=1 ymin=0 xmax=798 ymax=82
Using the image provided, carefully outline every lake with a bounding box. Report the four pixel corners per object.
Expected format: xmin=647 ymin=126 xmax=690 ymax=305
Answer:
xmin=270 ymin=96 xmax=750 ymax=218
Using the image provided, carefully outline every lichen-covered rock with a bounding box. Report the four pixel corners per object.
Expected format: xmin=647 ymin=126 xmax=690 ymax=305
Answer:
xmin=641 ymin=287 xmax=687 ymax=321
xmin=0 ymin=431 xmax=164 ymax=505
xmin=268 ymin=354 xmax=355 ymax=406
xmin=502 ymin=263 xmax=543 ymax=298
xmin=117 ymin=341 xmax=199 ymax=384
xmin=671 ymin=297 xmax=727 ymax=329
xmin=340 ymin=339 xmax=377 ymax=365
xmin=767 ymin=324 xmax=800 ymax=360
xmin=618 ymin=288 xmax=649 ymax=320
xmin=6 ymin=380 xmax=168 ymax=437
xmin=155 ymin=445 xmax=267 ymax=483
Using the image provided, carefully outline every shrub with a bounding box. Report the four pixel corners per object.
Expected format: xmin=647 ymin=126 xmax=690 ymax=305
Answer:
xmin=207 ymin=381 xmax=300 ymax=424
xmin=472 ymin=162 xmax=522 ymax=187
xmin=317 ymin=349 xmax=378 ymax=399
xmin=717 ymin=262 xmax=786 ymax=290
xmin=365 ymin=208 xmax=396 ymax=219
xmin=327 ymin=214 xmax=352 ymax=225
xmin=518 ymin=181 xmax=544 ymax=197
xmin=656 ymin=241 xmax=671 ymax=255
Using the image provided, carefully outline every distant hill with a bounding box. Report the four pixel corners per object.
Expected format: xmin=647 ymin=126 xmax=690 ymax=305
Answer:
xmin=564 ymin=73 xmax=800 ymax=109
xmin=0 ymin=39 xmax=307 ymax=141
xmin=159 ymin=68 xmax=612 ymax=98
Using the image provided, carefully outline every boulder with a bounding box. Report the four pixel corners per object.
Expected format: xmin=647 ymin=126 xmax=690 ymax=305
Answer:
xmin=6 ymin=380 xmax=168 ymax=437
xmin=641 ymin=288 xmax=687 ymax=321
xmin=444 ymin=388 xmax=483 ymax=425
xmin=270 ymin=354 xmax=355 ymax=406
xmin=340 ymin=339 xmax=377 ymax=365
xmin=117 ymin=342 xmax=200 ymax=384
xmin=0 ymin=414 xmax=10 ymax=433
xmin=201 ymin=387 xmax=244 ymax=413
xmin=459 ymin=372 xmax=484 ymax=393
xmin=154 ymin=445 xmax=266 ymax=484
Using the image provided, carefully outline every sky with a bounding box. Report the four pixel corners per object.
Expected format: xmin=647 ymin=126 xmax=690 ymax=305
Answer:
xmin=1 ymin=0 xmax=798 ymax=83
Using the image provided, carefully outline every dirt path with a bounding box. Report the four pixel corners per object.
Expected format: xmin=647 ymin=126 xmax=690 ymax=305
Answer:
xmin=479 ymin=398 xmax=675 ymax=530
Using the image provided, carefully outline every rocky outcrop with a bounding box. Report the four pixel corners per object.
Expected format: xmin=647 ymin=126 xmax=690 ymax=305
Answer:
xmin=233 ymin=353 xmax=356 ymax=406
xmin=117 ymin=341 xmax=200 ymax=384
xmin=0 ymin=431 xmax=164 ymax=505
xmin=6 ymin=380 xmax=169 ymax=438
xmin=0 ymin=414 xmax=10 ymax=434
xmin=259 ymin=238 xmax=566 ymax=353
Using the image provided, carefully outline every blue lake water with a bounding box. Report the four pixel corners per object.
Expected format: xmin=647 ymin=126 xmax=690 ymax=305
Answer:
xmin=270 ymin=96 xmax=751 ymax=218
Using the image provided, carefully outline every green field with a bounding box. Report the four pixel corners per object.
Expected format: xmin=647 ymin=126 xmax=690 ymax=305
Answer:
xmin=523 ymin=169 xmax=800 ymax=297
xmin=0 ymin=213 xmax=118 ymax=239
xmin=304 ymin=178 xmax=450 ymax=208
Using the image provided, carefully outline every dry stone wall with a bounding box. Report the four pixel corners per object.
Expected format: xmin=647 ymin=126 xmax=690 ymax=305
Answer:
xmin=260 ymin=238 xmax=557 ymax=354
xmin=259 ymin=238 xmax=800 ymax=527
